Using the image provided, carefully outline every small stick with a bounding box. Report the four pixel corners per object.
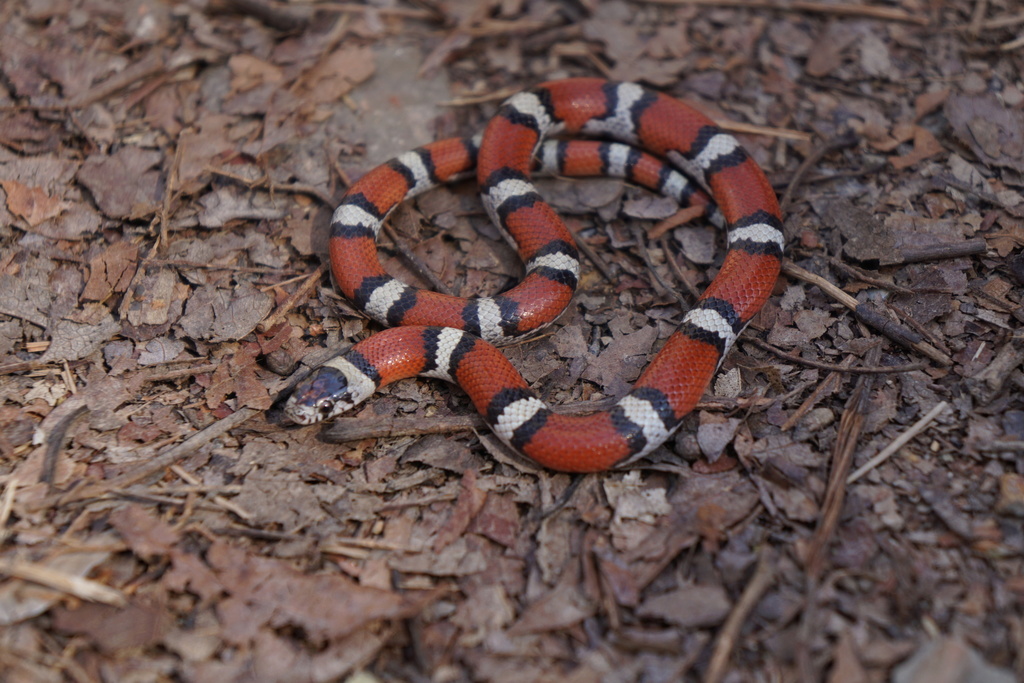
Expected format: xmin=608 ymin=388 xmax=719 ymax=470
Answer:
xmin=146 ymin=258 xmax=301 ymax=274
xmin=977 ymin=440 xmax=1024 ymax=452
xmin=779 ymin=131 xmax=859 ymax=213
xmin=797 ymin=347 xmax=878 ymax=681
xmin=750 ymin=338 xmax=926 ymax=375
xmin=258 ymin=263 xmax=327 ymax=333
xmin=704 ymin=550 xmax=775 ymax=683
xmin=381 ymin=223 xmax=454 ymax=296
xmin=1000 ymin=35 xmax=1024 ymax=51
xmin=892 ymin=238 xmax=988 ymax=264
xmin=314 ymin=1 xmax=438 ymax=19
xmin=977 ymin=10 xmax=1024 ymax=30
xmin=170 ymin=465 xmax=253 ymax=521
xmin=135 ymin=363 xmax=220 ymax=384
xmin=572 ymin=231 xmax=617 ymax=285
xmin=0 ymin=479 xmax=18 ymax=546
xmin=826 ymin=256 xmax=915 ymax=295
xmin=659 ymin=236 xmax=702 ymax=302
xmin=782 ymin=261 xmax=952 ymax=366
xmin=0 ymin=360 xmax=46 ymax=376
xmin=27 ymin=407 xmax=261 ymax=511
xmin=969 ymin=0 xmax=989 ymax=35
xmin=0 ymin=558 xmax=127 ymax=607
xmin=715 ymin=120 xmax=811 ymax=143
xmin=779 ymin=359 xmax=851 ymax=432
xmin=630 ymin=224 xmax=687 ymax=308
xmin=40 ymin=404 xmax=89 ymax=492
xmin=637 ymin=0 xmax=928 ymax=25
xmin=69 ymin=51 xmax=181 ymax=108
xmin=846 ymin=401 xmax=949 ymax=484
xmin=888 ymin=302 xmax=951 ymax=354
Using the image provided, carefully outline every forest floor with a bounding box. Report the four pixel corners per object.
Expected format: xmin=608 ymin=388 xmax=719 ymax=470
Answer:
xmin=1 ymin=0 xmax=1023 ymax=681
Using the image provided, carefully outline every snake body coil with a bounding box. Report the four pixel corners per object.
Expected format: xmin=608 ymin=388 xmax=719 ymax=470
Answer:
xmin=285 ymin=79 xmax=783 ymax=472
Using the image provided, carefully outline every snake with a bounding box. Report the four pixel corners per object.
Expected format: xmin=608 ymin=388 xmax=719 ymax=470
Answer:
xmin=284 ymin=78 xmax=783 ymax=472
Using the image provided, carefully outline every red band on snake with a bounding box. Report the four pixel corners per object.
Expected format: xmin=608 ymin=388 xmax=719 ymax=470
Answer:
xmin=285 ymin=78 xmax=783 ymax=473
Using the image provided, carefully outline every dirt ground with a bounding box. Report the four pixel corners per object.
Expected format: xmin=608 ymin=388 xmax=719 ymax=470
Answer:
xmin=1 ymin=0 xmax=1023 ymax=681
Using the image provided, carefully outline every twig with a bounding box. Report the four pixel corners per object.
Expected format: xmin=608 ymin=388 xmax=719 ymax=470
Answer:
xmin=779 ymin=131 xmax=858 ymax=214
xmin=887 ymin=303 xmax=951 ymax=355
xmin=969 ymin=0 xmax=989 ymax=35
xmin=825 ymin=256 xmax=915 ymax=296
xmin=26 ymin=407 xmax=260 ymax=511
xmin=704 ymin=550 xmax=775 ymax=683
xmin=0 ymin=479 xmax=18 ymax=546
xmin=159 ymin=127 xmax=185 ymax=254
xmin=797 ymin=345 xmax=878 ymax=682
xmin=977 ymin=440 xmax=1024 ymax=452
xmin=891 ymin=238 xmax=988 ymax=264
xmin=69 ymin=52 xmax=163 ymax=108
xmin=779 ymin=357 xmax=853 ymax=432
xmin=169 ymin=465 xmax=253 ymax=521
xmin=976 ymin=10 xmax=1024 ymax=30
xmin=0 ymin=360 xmax=48 ymax=376
xmin=208 ymin=168 xmax=336 ymax=206
xmin=781 ymin=261 xmax=952 ymax=366
xmin=659 ymin=236 xmax=702 ymax=301
xmin=805 ymin=346 xmax=878 ymax=576
xmin=1000 ymin=34 xmax=1024 ymax=51
xmin=715 ymin=120 xmax=811 ymax=143
xmin=750 ymin=338 xmax=926 ymax=374
xmin=258 ymin=263 xmax=327 ymax=333
xmin=381 ymin=223 xmax=454 ymax=296
xmin=636 ymin=0 xmax=928 ymax=25
xmin=134 ymin=362 xmax=219 ymax=384
xmin=313 ymin=1 xmax=439 ymax=19
xmin=932 ymin=173 xmax=1019 ymax=210
xmin=40 ymin=404 xmax=89 ymax=492
xmin=0 ymin=558 xmax=127 ymax=607
xmin=148 ymin=258 xmax=298 ymax=274
xmin=846 ymin=401 xmax=949 ymax=484
xmin=630 ymin=224 xmax=688 ymax=308
xmin=221 ymin=0 xmax=310 ymax=31
xmin=572 ymin=232 xmax=617 ymax=285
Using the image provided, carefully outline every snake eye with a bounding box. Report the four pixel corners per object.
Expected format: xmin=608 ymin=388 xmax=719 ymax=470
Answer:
xmin=317 ymin=399 xmax=335 ymax=418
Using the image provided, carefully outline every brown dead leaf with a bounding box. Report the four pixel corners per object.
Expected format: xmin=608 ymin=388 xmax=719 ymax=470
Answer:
xmin=233 ymin=363 xmax=272 ymax=411
xmin=915 ymin=88 xmax=950 ymax=122
xmin=468 ymin=492 xmax=521 ymax=548
xmin=805 ymin=22 xmax=860 ymax=77
xmin=507 ymin=566 xmax=594 ymax=636
xmin=434 ymin=469 xmax=487 ymax=552
xmin=890 ymin=126 xmax=944 ymax=170
xmin=829 ymin=629 xmax=869 ymax=683
xmin=82 ymin=242 xmax=139 ymax=302
xmin=229 ymin=54 xmax=284 ymax=94
xmin=40 ymin=304 xmax=121 ymax=363
xmin=636 ymin=583 xmax=731 ymax=628
xmin=891 ymin=636 xmax=1015 ymax=683
xmin=987 ymin=218 xmax=1024 ymax=257
xmin=581 ymin=324 xmax=658 ymax=397
xmin=297 ymin=46 xmax=376 ymax=105
xmin=0 ymin=178 xmax=69 ymax=227
xmin=109 ymin=504 xmax=180 ymax=560
xmin=945 ymin=94 xmax=1024 ymax=173
xmin=77 ymin=146 xmax=163 ymax=219
xmin=179 ymin=282 xmax=274 ymax=342
xmin=696 ymin=413 xmax=742 ymax=462
xmin=52 ymin=597 xmax=172 ymax=654
xmin=207 ymin=540 xmax=434 ymax=643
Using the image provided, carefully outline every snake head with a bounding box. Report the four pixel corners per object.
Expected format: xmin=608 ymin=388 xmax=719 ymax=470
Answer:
xmin=284 ymin=366 xmax=358 ymax=425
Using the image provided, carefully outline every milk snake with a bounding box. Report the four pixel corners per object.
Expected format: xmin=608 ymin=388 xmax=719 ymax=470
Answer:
xmin=285 ymin=79 xmax=783 ymax=472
